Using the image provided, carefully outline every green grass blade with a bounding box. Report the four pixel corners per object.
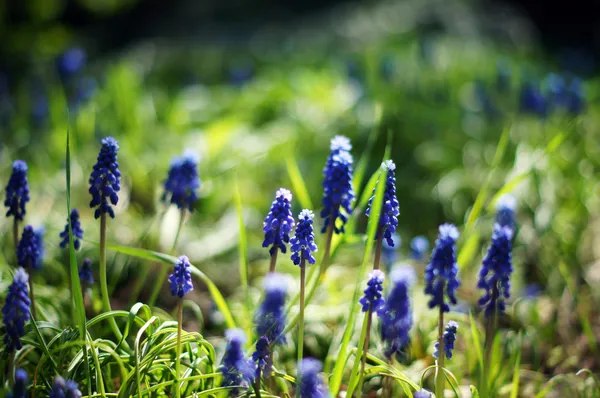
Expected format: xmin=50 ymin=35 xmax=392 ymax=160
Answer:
xmin=469 ymin=311 xmax=484 ymax=383
xmin=509 ymin=336 xmax=522 ymax=398
xmin=285 ymin=152 xmax=313 ymax=210
xmin=329 ymin=144 xmax=390 ymax=395
xmin=234 ymin=177 xmax=252 ymax=341
xmin=66 ymin=123 xmax=92 ymax=395
xmin=352 ymin=106 xmax=382 ymax=194
xmin=103 ymin=243 xmax=236 ymax=329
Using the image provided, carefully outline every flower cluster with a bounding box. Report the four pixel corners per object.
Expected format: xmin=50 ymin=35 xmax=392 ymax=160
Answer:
xmin=56 ymin=48 xmax=86 ymax=81
xmin=79 ymin=258 xmax=94 ymax=285
xmin=49 ymin=376 xmax=82 ymax=398
xmin=168 ymin=255 xmax=194 ymax=298
xmin=379 ymin=266 xmax=415 ymax=358
xmin=161 ymin=151 xmax=201 ymax=211
xmin=3 ymin=268 xmax=31 ymax=351
xmin=17 ymin=225 xmax=43 ymax=270
xmin=434 ymin=321 xmax=458 ymax=359
xmin=59 ymin=209 xmax=84 ymax=250
xmin=298 ymin=358 xmax=329 ymax=398
xmin=9 ymin=369 xmax=29 ymax=398
xmin=359 ymin=270 xmax=385 ymax=313
xmin=366 ymin=160 xmax=400 ymax=247
xmin=321 ymin=136 xmax=355 ymax=234
xmin=478 ymin=224 xmax=514 ymax=316
xmin=262 ymin=188 xmax=295 ymax=255
xmin=424 ymin=224 xmax=460 ymax=313
xmin=251 ymin=336 xmax=273 ymax=378
xmin=495 ymin=194 xmax=516 ymax=231
xmin=290 ymin=209 xmax=318 ymax=265
xmin=255 ymin=273 xmax=287 ymax=344
xmin=4 ymin=160 xmax=30 ymax=221
xmin=410 ymin=236 xmax=429 ymax=261
xmin=219 ymin=329 xmax=254 ymax=394
xmin=414 ymin=390 xmax=433 ymax=398
xmin=89 ymin=137 xmax=121 ymax=219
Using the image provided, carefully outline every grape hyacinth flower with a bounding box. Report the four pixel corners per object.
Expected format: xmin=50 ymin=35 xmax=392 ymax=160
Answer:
xmin=56 ymin=48 xmax=86 ymax=81
xmin=79 ymin=258 xmax=94 ymax=285
xmin=291 ymin=209 xmax=318 ymax=265
xmin=161 ymin=151 xmax=201 ymax=212
xmin=495 ymin=194 xmax=516 ymax=231
xmin=219 ymin=329 xmax=254 ymax=394
xmin=89 ymin=137 xmax=121 ymax=219
xmin=262 ymin=188 xmax=295 ymax=258
xmin=298 ymin=358 xmax=329 ymax=398
xmin=321 ymin=136 xmax=355 ymax=234
xmin=9 ymin=368 xmax=28 ymax=398
xmin=169 ymin=255 xmax=194 ymax=298
xmin=410 ymin=236 xmax=430 ymax=261
xmin=379 ymin=266 xmax=415 ymax=358
xmin=255 ymin=273 xmax=287 ymax=344
xmin=424 ymin=224 xmax=460 ymax=313
xmin=59 ymin=209 xmax=84 ymax=250
xmin=4 ymin=160 xmax=29 ymax=222
xmin=414 ymin=390 xmax=433 ymax=398
xmin=359 ymin=270 xmax=385 ymax=313
xmin=17 ymin=225 xmax=42 ymax=270
xmin=2 ymin=268 xmax=31 ymax=351
xmin=519 ymin=81 xmax=547 ymax=117
xmin=49 ymin=376 xmax=82 ymax=398
xmin=434 ymin=321 xmax=458 ymax=359
xmin=366 ymin=160 xmax=400 ymax=247
xmin=251 ymin=336 xmax=273 ymax=378
xmin=478 ymin=224 xmax=514 ymax=316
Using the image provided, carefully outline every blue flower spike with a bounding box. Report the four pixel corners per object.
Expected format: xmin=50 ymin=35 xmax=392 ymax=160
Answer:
xmin=424 ymin=224 xmax=460 ymax=313
xmin=255 ymin=273 xmax=287 ymax=344
xmin=495 ymin=194 xmax=516 ymax=231
xmin=4 ymin=160 xmax=30 ymax=221
xmin=478 ymin=224 xmax=514 ymax=316
xmin=9 ymin=368 xmax=29 ymax=398
xmin=49 ymin=376 xmax=82 ymax=398
xmin=89 ymin=137 xmax=121 ymax=219
xmin=321 ymin=136 xmax=355 ymax=234
xmin=262 ymin=188 xmax=295 ymax=257
xmin=59 ymin=209 xmax=84 ymax=250
xmin=219 ymin=329 xmax=254 ymax=395
xmin=79 ymin=258 xmax=94 ymax=285
xmin=252 ymin=335 xmax=273 ymax=378
xmin=291 ymin=209 xmax=318 ymax=266
xmin=366 ymin=160 xmax=400 ymax=247
xmin=434 ymin=321 xmax=458 ymax=360
xmin=2 ymin=268 xmax=31 ymax=352
xmin=298 ymin=358 xmax=329 ymax=398
xmin=359 ymin=269 xmax=385 ymax=313
xmin=162 ymin=150 xmax=201 ymax=212
xmin=379 ymin=266 xmax=415 ymax=358
xmin=17 ymin=225 xmax=43 ymax=270
xmin=410 ymin=236 xmax=429 ymax=261
xmin=168 ymin=255 xmax=194 ymax=298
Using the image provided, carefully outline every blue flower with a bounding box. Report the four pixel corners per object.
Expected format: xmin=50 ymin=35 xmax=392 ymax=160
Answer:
xmin=4 ymin=160 xmax=30 ymax=221
xmin=168 ymin=255 xmax=194 ymax=298
xmin=219 ymin=329 xmax=254 ymax=395
xmin=434 ymin=321 xmax=458 ymax=359
xmin=9 ymin=368 xmax=28 ymax=398
xmin=382 ymin=233 xmax=400 ymax=270
xmin=519 ymin=81 xmax=547 ymax=117
xmin=2 ymin=268 xmax=31 ymax=351
xmin=291 ymin=209 xmax=318 ymax=266
xmin=379 ymin=266 xmax=415 ymax=359
xmin=478 ymin=224 xmax=514 ymax=316
xmin=56 ymin=48 xmax=86 ymax=80
xmin=298 ymin=358 xmax=329 ymax=398
xmin=359 ymin=269 xmax=385 ymax=313
xmin=495 ymin=194 xmax=516 ymax=231
xmin=251 ymin=335 xmax=273 ymax=378
xmin=79 ymin=258 xmax=94 ymax=285
xmin=424 ymin=224 xmax=460 ymax=313
xmin=49 ymin=376 xmax=82 ymax=398
xmin=262 ymin=189 xmax=295 ymax=256
xmin=89 ymin=137 xmax=121 ymax=219
xmin=255 ymin=273 xmax=287 ymax=344
xmin=410 ymin=236 xmax=429 ymax=261
xmin=17 ymin=225 xmax=43 ymax=270
xmin=59 ymin=209 xmax=84 ymax=250
xmin=366 ymin=160 xmax=399 ymax=247
xmin=161 ymin=151 xmax=201 ymax=211
xmin=321 ymin=136 xmax=355 ymax=234
xmin=414 ymin=390 xmax=433 ymax=398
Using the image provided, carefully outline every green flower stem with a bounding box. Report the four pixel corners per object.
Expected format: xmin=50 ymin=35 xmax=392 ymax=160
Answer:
xmin=482 ymin=285 xmax=499 ymax=398
xmin=296 ymin=256 xmax=307 ymax=398
xmin=269 ymin=246 xmax=279 ymax=273
xmin=25 ymin=258 xmax=38 ymax=320
xmin=99 ymin=213 xmax=124 ymax=342
xmin=148 ymin=208 xmax=185 ymax=307
xmin=12 ymin=218 xmax=19 ymax=255
xmin=174 ymin=298 xmax=183 ymax=398
xmin=435 ymin=306 xmax=445 ymax=398
xmin=254 ymin=369 xmax=262 ymax=398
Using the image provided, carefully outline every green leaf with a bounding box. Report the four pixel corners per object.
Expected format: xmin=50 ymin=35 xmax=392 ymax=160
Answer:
xmin=285 ymin=152 xmax=313 ymax=210
xmin=509 ymin=337 xmax=522 ymax=398
xmin=234 ymin=177 xmax=253 ymax=341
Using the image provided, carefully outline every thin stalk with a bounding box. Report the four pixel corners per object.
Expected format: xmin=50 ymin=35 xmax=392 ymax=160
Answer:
xmin=382 ymin=358 xmax=394 ymax=397
xmin=373 ymin=234 xmax=383 ymax=271
xmin=435 ymin=307 xmax=445 ymax=398
xmin=28 ymin=272 xmax=38 ymax=320
xmin=12 ymin=218 xmax=19 ymax=254
xmin=148 ymin=208 xmax=186 ymax=307
xmin=8 ymin=351 xmax=15 ymax=384
xmin=254 ymin=369 xmax=262 ymax=398
xmin=99 ymin=214 xmax=124 ymax=342
xmin=268 ymin=247 xmax=278 ymax=273
xmin=174 ymin=298 xmax=183 ymax=398
xmin=482 ymin=285 xmax=499 ymax=398
xmin=296 ymin=257 xmax=307 ymax=398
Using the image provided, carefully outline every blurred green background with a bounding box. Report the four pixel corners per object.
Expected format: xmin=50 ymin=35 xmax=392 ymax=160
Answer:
xmin=1 ymin=0 xmax=599 ymax=394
